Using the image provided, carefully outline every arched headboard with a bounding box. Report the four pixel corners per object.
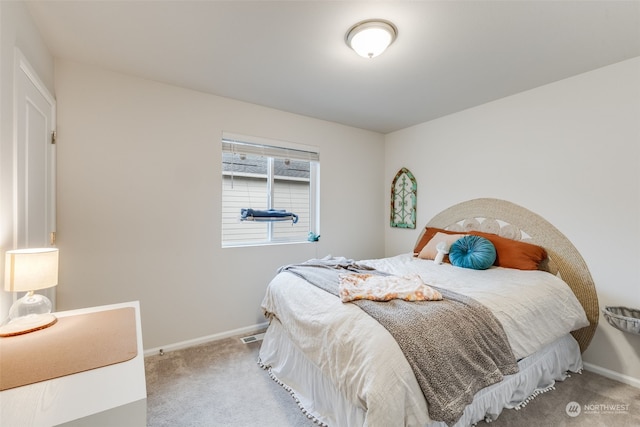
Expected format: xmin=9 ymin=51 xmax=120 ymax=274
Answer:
xmin=419 ymin=198 xmax=598 ymax=353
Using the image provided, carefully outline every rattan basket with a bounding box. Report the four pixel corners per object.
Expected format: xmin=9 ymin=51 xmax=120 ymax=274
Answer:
xmin=603 ymin=306 xmax=640 ymax=335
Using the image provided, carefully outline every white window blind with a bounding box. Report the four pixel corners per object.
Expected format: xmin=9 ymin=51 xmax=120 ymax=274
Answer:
xmin=221 ymin=135 xmax=320 ymax=162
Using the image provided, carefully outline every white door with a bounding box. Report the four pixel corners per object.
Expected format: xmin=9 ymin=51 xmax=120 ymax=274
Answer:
xmin=14 ymin=49 xmax=57 ymax=306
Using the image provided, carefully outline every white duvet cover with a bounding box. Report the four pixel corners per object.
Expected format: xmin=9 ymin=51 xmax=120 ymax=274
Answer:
xmin=260 ymin=254 xmax=589 ymax=426
xmin=360 ymin=254 xmax=589 ymax=359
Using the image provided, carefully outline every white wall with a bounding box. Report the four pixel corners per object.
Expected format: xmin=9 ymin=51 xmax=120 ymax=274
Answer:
xmin=0 ymin=1 xmax=55 ymax=318
xmin=54 ymin=59 xmax=385 ymax=350
xmin=385 ymin=57 xmax=640 ymax=385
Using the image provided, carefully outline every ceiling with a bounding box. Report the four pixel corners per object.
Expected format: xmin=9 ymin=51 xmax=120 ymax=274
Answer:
xmin=26 ymin=1 xmax=640 ymax=134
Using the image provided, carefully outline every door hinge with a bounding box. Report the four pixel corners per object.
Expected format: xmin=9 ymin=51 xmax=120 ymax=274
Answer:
xmin=50 ymin=231 xmax=56 ymax=245
xmin=51 ymin=131 xmax=56 ymax=145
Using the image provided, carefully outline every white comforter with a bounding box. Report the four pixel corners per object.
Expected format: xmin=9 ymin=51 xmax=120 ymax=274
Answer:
xmin=260 ymin=254 xmax=588 ymax=426
xmin=360 ymin=254 xmax=589 ymax=360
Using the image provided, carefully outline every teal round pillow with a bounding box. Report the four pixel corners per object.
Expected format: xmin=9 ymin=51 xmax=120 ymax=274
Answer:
xmin=449 ymin=235 xmax=496 ymax=270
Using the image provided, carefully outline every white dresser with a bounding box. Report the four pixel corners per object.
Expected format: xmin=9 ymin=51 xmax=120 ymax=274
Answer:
xmin=0 ymin=301 xmax=147 ymax=426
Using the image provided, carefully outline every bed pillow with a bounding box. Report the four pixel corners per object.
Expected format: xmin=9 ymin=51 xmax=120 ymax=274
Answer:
xmin=469 ymin=231 xmax=548 ymax=270
xmin=417 ymin=232 xmax=466 ymax=261
xmin=413 ymin=227 xmax=466 ymax=256
xmin=414 ymin=226 xmax=548 ymax=270
xmin=449 ymin=235 xmax=496 ymax=270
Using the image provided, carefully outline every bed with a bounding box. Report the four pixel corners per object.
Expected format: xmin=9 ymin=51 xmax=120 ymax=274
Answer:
xmin=258 ymin=198 xmax=599 ymax=426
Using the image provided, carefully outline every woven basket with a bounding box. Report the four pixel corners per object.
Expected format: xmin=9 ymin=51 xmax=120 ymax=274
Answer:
xmin=603 ymin=306 xmax=640 ymax=335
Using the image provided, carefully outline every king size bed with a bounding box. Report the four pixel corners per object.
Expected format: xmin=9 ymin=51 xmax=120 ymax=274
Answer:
xmin=258 ymin=198 xmax=599 ymax=426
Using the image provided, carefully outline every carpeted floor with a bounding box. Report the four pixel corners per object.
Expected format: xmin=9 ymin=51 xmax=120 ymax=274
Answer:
xmin=145 ymin=332 xmax=640 ymax=426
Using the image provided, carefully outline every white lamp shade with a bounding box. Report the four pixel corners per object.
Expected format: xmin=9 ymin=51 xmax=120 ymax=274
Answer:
xmin=346 ymin=20 xmax=397 ymax=58
xmin=4 ymin=248 xmax=59 ymax=292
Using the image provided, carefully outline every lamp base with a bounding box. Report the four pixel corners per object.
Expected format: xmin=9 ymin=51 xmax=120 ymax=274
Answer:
xmin=0 ymin=313 xmax=57 ymax=337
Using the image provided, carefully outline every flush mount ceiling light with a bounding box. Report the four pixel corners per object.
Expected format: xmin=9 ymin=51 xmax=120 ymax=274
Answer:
xmin=346 ymin=19 xmax=397 ymax=58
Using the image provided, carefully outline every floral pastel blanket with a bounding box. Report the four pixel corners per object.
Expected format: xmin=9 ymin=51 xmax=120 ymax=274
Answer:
xmin=279 ymin=257 xmax=518 ymax=426
xmin=338 ymin=272 xmax=443 ymax=302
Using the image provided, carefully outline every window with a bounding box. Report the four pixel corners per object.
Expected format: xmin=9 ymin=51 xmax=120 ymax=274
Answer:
xmin=221 ymin=133 xmax=320 ymax=247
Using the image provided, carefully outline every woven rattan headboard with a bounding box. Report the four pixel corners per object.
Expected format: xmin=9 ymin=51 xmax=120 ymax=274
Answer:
xmin=419 ymin=198 xmax=598 ymax=353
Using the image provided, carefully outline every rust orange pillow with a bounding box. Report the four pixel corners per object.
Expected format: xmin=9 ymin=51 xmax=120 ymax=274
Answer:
xmin=469 ymin=231 xmax=547 ymax=270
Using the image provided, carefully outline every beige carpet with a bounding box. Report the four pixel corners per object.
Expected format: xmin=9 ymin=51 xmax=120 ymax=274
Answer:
xmin=145 ymin=332 xmax=640 ymax=426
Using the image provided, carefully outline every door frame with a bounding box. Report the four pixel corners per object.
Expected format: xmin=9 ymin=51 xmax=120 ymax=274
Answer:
xmin=13 ymin=47 xmax=56 ymax=248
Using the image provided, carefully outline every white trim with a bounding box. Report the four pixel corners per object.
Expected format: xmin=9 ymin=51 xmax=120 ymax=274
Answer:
xmin=15 ymin=49 xmax=55 ymax=106
xmin=583 ymin=362 xmax=640 ymax=389
xmin=143 ymin=321 xmax=269 ymax=357
xmin=13 ymin=47 xmax=57 ymax=245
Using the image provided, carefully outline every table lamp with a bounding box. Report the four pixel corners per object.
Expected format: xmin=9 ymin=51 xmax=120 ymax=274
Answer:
xmin=0 ymin=248 xmax=59 ymax=337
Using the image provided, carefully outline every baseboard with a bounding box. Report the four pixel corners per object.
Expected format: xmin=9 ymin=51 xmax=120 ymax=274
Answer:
xmin=583 ymin=362 xmax=640 ymax=389
xmin=143 ymin=321 xmax=269 ymax=357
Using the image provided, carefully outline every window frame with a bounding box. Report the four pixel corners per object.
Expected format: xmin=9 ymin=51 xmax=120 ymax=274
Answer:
xmin=221 ymin=133 xmax=320 ymax=248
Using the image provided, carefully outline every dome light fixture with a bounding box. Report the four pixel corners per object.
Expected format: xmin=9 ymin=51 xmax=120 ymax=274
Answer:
xmin=346 ymin=19 xmax=397 ymax=58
